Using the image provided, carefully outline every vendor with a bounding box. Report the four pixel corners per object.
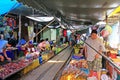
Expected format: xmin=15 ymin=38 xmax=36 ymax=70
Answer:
xmin=45 ymin=38 xmax=50 ymax=50
xmin=49 ymin=40 xmax=54 ymax=50
xmin=37 ymin=39 xmax=46 ymax=53
xmin=84 ymin=30 xmax=106 ymax=80
xmin=69 ymin=35 xmax=76 ymax=47
xmin=16 ymin=37 xmax=26 ymax=47
xmin=27 ymin=40 xmax=35 ymax=53
xmin=0 ymin=34 xmax=11 ymax=62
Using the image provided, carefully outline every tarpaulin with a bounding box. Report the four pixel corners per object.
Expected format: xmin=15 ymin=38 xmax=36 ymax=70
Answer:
xmin=0 ymin=0 xmax=21 ymax=15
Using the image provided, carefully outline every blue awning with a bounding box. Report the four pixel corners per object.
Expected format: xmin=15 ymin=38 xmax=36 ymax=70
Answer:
xmin=0 ymin=0 xmax=21 ymax=15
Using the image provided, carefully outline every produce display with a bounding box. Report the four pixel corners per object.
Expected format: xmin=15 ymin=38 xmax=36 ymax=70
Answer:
xmin=60 ymin=44 xmax=88 ymax=80
xmin=25 ymin=52 xmax=39 ymax=60
xmin=60 ymin=73 xmax=86 ymax=80
xmin=55 ymin=44 xmax=68 ymax=54
xmin=42 ymin=51 xmax=54 ymax=61
xmin=60 ymin=59 xmax=89 ymax=80
xmin=106 ymin=50 xmax=120 ymax=80
xmin=0 ymin=52 xmax=39 ymax=79
xmin=0 ymin=60 xmax=30 ymax=79
xmin=0 ymin=44 xmax=68 ymax=79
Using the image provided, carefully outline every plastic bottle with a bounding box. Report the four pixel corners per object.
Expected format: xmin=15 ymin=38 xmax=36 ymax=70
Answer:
xmin=39 ymin=54 xmax=43 ymax=64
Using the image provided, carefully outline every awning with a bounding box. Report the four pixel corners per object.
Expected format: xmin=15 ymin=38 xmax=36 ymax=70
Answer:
xmin=107 ymin=6 xmax=120 ymax=25
xmin=17 ymin=0 xmax=120 ymax=24
xmin=26 ymin=16 xmax=54 ymax=22
xmin=0 ymin=0 xmax=21 ymax=15
xmin=108 ymin=6 xmax=120 ymax=17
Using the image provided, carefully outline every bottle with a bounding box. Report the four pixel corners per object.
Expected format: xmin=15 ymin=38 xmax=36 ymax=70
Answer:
xmin=39 ymin=54 xmax=43 ymax=64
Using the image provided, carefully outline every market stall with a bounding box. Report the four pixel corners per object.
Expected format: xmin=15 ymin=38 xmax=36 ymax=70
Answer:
xmin=105 ymin=50 xmax=120 ymax=80
xmin=105 ymin=5 xmax=120 ymax=80
xmin=42 ymin=43 xmax=68 ymax=61
xmin=60 ymin=52 xmax=88 ymax=80
xmin=0 ymin=51 xmax=39 ymax=80
xmin=55 ymin=43 xmax=68 ymax=54
xmin=0 ymin=42 xmax=68 ymax=80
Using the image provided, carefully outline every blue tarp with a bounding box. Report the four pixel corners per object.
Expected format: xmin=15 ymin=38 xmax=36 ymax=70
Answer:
xmin=0 ymin=0 xmax=21 ymax=15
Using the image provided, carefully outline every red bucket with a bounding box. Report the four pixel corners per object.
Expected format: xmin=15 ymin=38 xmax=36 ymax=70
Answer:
xmin=110 ymin=53 xmax=117 ymax=59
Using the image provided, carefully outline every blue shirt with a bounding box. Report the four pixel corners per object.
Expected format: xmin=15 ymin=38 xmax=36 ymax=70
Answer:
xmin=49 ymin=41 xmax=53 ymax=45
xmin=0 ymin=39 xmax=8 ymax=53
xmin=18 ymin=39 xmax=26 ymax=46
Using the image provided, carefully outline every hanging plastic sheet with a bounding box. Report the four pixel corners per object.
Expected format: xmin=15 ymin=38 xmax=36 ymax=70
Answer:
xmin=101 ymin=25 xmax=112 ymax=38
xmin=108 ymin=22 xmax=119 ymax=48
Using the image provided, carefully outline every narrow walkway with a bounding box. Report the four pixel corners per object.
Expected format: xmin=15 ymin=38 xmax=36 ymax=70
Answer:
xmin=20 ymin=47 xmax=73 ymax=80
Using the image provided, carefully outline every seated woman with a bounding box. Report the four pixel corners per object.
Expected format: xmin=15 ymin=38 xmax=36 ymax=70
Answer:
xmin=27 ymin=41 xmax=35 ymax=53
xmin=45 ymin=38 xmax=50 ymax=50
xmin=16 ymin=37 xmax=27 ymax=56
xmin=16 ymin=37 xmax=26 ymax=47
xmin=37 ymin=39 xmax=46 ymax=53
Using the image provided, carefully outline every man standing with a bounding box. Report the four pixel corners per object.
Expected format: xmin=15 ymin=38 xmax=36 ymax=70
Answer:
xmin=84 ymin=30 xmax=105 ymax=80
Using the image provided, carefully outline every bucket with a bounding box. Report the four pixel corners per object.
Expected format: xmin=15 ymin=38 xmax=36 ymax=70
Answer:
xmin=110 ymin=53 xmax=117 ymax=59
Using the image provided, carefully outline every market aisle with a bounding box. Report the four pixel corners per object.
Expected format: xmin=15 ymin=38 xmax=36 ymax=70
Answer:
xmin=20 ymin=46 xmax=73 ymax=80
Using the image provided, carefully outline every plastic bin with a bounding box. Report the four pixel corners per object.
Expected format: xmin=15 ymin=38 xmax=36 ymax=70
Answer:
xmin=110 ymin=53 xmax=117 ymax=59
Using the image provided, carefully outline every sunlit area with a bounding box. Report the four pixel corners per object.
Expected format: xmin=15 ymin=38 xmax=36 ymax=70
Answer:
xmin=48 ymin=60 xmax=64 ymax=63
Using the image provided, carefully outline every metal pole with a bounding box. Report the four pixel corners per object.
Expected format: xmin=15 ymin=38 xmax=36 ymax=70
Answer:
xmin=18 ymin=14 xmax=21 ymax=41
xmin=118 ymin=17 xmax=120 ymax=45
xmin=36 ymin=24 xmax=38 ymax=43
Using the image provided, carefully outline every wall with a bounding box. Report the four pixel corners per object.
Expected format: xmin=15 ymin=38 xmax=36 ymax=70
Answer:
xmin=51 ymin=29 xmax=56 ymax=41
xmin=43 ymin=28 xmax=51 ymax=40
